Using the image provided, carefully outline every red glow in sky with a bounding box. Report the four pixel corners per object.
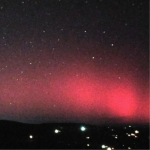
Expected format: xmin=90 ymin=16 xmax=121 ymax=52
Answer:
xmin=108 ymin=86 xmax=137 ymax=117
xmin=0 ymin=0 xmax=148 ymax=126
xmin=0 ymin=60 xmax=148 ymax=124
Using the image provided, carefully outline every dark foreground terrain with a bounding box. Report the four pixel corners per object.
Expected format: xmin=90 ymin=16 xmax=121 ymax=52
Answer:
xmin=0 ymin=120 xmax=149 ymax=149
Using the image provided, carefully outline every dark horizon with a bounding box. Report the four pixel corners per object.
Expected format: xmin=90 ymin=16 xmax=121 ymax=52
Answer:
xmin=0 ymin=119 xmax=149 ymax=149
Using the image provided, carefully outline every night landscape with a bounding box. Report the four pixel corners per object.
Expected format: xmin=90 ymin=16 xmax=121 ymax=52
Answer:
xmin=0 ymin=120 xmax=149 ymax=149
xmin=0 ymin=0 xmax=149 ymax=149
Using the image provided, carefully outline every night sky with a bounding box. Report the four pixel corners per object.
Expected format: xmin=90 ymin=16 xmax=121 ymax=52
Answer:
xmin=0 ymin=0 xmax=149 ymax=124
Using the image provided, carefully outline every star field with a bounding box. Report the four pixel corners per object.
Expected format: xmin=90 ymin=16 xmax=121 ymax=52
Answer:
xmin=0 ymin=0 xmax=149 ymax=124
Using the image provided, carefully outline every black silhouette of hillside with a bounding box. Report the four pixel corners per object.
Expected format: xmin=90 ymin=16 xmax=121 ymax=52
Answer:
xmin=0 ymin=120 xmax=149 ymax=149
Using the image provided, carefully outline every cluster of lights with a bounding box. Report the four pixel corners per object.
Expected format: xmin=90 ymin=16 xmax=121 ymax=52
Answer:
xmin=126 ymin=130 xmax=139 ymax=138
xmin=28 ymin=126 xmax=140 ymax=149
xmin=101 ymin=145 xmax=114 ymax=150
xmin=112 ymin=134 xmax=118 ymax=139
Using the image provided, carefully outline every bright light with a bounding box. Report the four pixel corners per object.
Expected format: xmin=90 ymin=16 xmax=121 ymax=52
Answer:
xmin=131 ymin=133 xmax=135 ymax=136
xmin=54 ymin=129 xmax=60 ymax=133
xmin=135 ymin=130 xmax=139 ymax=134
xmin=102 ymin=145 xmax=106 ymax=148
xmin=87 ymin=144 xmax=90 ymax=146
xmin=29 ymin=135 xmax=33 ymax=139
xmin=107 ymin=147 xmax=112 ymax=150
xmin=86 ymin=136 xmax=90 ymax=139
xmin=80 ymin=126 xmax=86 ymax=131
xmin=128 ymin=147 xmax=131 ymax=149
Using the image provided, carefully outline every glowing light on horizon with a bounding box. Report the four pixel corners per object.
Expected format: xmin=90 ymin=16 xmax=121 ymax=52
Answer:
xmin=80 ymin=126 xmax=86 ymax=131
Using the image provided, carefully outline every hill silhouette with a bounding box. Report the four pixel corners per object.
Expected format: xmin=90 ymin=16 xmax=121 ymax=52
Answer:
xmin=0 ymin=120 xmax=149 ymax=149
